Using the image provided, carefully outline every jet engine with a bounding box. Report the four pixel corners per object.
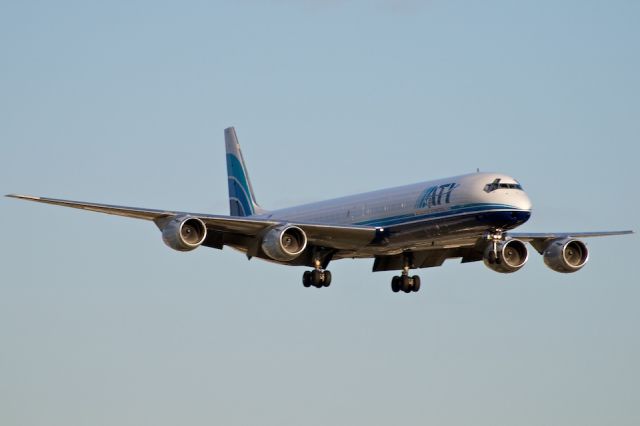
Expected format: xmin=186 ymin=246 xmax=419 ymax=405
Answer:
xmin=161 ymin=216 xmax=207 ymax=251
xmin=483 ymin=239 xmax=529 ymax=273
xmin=261 ymin=225 xmax=307 ymax=261
xmin=543 ymin=238 xmax=589 ymax=273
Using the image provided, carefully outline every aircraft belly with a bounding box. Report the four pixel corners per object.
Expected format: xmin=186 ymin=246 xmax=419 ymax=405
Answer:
xmin=337 ymin=209 xmax=530 ymax=258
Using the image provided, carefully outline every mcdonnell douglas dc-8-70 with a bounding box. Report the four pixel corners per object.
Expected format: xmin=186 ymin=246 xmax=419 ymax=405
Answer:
xmin=7 ymin=127 xmax=633 ymax=293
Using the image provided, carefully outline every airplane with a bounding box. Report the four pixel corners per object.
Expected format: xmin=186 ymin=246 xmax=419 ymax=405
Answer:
xmin=6 ymin=127 xmax=633 ymax=293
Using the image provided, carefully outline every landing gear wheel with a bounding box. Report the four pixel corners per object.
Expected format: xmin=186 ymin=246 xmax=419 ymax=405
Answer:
xmin=311 ymin=269 xmax=322 ymax=287
xmin=303 ymin=269 xmax=333 ymax=288
xmin=401 ymin=275 xmax=411 ymax=293
xmin=412 ymin=275 xmax=421 ymax=292
xmin=391 ymin=276 xmax=400 ymax=293
xmin=323 ymin=270 xmax=332 ymax=287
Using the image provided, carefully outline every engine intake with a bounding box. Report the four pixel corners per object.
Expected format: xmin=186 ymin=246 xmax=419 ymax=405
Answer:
xmin=261 ymin=225 xmax=307 ymax=261
xmin=543 ymin=238 xmax=589 ymax=273
xmin=484 ymin=239 xmax=529 ymax=273
xmin=161 ymin=216 xmax=207 ymax=251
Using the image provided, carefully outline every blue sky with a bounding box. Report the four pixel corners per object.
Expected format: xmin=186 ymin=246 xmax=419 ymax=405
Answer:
xmin=1 ymin=1 xmax=638 ymax=425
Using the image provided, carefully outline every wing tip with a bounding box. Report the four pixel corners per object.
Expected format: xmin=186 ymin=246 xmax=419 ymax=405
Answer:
xmin=601 ymin=230 xmax=634 ymax=236
xmin=5 ymin=194 xmax=41 ymax=200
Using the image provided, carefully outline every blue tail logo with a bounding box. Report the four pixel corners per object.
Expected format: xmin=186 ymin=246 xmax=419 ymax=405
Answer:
xmin=225 ymin=127 xmax=264 ymax=217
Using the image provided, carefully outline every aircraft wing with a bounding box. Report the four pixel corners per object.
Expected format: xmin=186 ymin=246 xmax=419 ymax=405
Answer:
xmin=507 ymin=230 xmax=634 ymax=253
xmin=5 ymin=194 xmax=377 ymax=250
xmin=371 ymin=230 xmax=634 ymax=271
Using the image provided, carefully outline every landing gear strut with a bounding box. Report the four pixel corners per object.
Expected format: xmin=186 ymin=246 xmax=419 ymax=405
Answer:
xmin=302 ymin=256 xmax=332 ymax=288
xmin=486 ymin=229 xmax=504 ymax=265
xmin=390 ymin=257 xmax=421 ymax=293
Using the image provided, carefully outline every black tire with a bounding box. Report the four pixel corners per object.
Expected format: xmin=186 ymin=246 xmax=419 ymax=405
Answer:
xmin=391 ymin=276 xmax=400 ymax=292
xmin=323 ymin=270 xmax=332 ymax=287
xmin=303 ymin=271 xmax=311 ymax=287
xmin=401 ymin=275 xmax=411 ymax=293
xmin=311 ymin=269 xmax=322 ymax=287
xmin=412 ymin=275 xmax=421 ymax=292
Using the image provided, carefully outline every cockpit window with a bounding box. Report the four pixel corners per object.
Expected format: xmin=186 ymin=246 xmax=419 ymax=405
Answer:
xmin=484 ymin=179 xmax=523 ymax=192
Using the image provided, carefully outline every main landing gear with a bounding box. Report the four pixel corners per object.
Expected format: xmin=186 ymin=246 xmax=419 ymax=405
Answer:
xmin=302 ymin=255 xmax=332 ymax=288
xmin=391 ymin=260 xmax=421 ymax=293
xmin=302 ymin=269 xmax=332 ymax=288
xmin=391 ymin=275 xmax=420 ymax=293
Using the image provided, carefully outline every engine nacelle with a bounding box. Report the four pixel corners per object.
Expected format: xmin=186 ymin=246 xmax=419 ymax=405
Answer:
xmin=483 ymin=239 xmax=529 ymax=273
xmin=543 ymin=238 xmax=589 ymax=273
xmin=261 ymin=225 xmax=307 ymax=261
xmin=161 ymin=216 xmax=207 ymax=251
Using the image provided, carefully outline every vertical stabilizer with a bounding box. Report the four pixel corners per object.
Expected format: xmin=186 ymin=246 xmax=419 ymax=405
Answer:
xmin=225 ymin=127 xmax=264 ymax=217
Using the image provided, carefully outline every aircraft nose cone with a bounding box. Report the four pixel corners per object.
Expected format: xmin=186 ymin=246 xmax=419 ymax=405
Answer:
xmin=517 ymin=192 xmax=533 ymax=211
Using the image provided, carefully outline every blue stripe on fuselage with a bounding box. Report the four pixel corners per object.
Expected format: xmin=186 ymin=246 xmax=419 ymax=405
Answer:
xmin=355 ymin=203 xmax=529 ymax=228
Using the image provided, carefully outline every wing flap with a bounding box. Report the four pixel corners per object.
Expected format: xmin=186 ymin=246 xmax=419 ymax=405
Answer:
xmin=372 ymin=247 xmax=481 ymax=272
xmin=296 ymin=222 xmax=377 ymax=249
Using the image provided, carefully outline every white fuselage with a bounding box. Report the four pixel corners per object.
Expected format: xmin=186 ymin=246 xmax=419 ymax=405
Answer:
xmin=262 ymin=172 xmax=532 ymax=228
xmin=247 ymin=172 xmax=533 ymax=258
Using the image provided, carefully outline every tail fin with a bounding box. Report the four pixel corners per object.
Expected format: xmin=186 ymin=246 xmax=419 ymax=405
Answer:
xmin=224 ymin=127 xmax=265 ymax=217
